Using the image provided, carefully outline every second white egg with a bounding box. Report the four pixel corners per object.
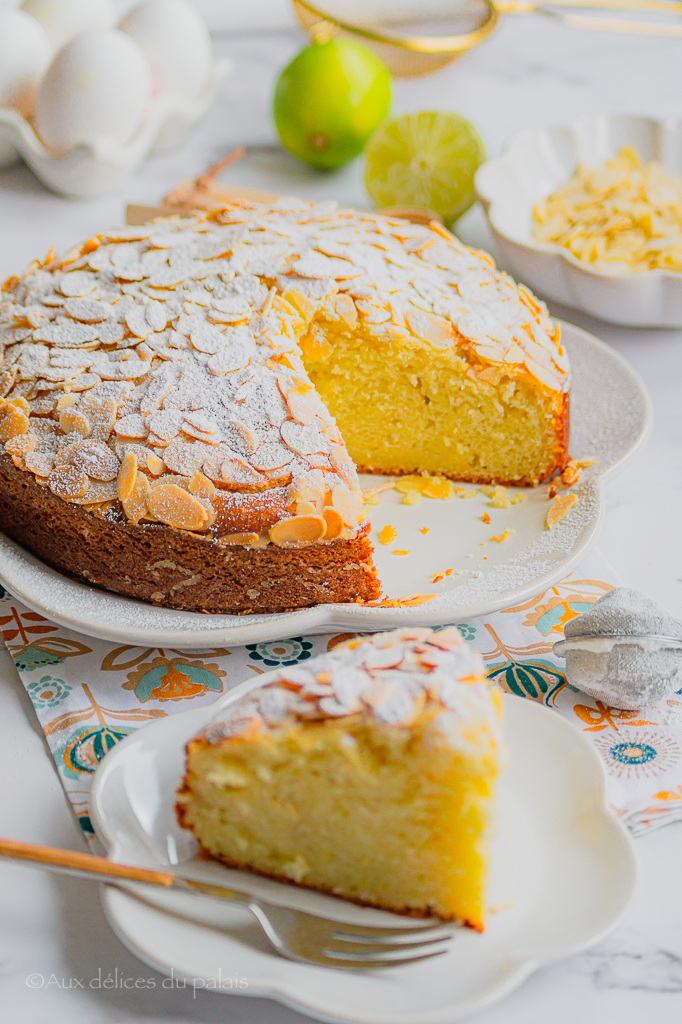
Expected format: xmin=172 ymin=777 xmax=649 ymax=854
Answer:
xmin=21 ymin=0 xmax=115 ymax=55
xmin=34 ymin=29 xmax=152 ymax=151
xmin=119 ymin=0 xmax=212 ymax=102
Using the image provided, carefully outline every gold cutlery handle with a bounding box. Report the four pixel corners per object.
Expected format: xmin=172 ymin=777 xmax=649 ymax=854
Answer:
xmin=0 ymin=836 xmax=175 ymax=887
xmin=497 ymin=0 xmax=682 ymax=13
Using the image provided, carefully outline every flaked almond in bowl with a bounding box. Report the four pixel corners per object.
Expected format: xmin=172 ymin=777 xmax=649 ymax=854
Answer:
xmin=476 ymin=113 xmax=682 ymax=327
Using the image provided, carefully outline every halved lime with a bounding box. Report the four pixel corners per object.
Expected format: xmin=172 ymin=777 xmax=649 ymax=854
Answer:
xmin=364 ymin=111 xmax=485 ymax=224
xmin=273 ymin=37 xmax=392 ymax=171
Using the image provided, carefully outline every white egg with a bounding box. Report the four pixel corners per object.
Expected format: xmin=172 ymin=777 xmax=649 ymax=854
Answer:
xmin=20 ymin=0 xmax=115 ymax=54
xmin=0 ymin=10 xmax=51 ymax=117
xmin=119 ymin=0 xmax=212 ymax=102
xmin=34 ymin=29 xmax=152 ymax=151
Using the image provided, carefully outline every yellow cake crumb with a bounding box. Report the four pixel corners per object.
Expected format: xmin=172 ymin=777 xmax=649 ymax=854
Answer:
xmin=394 ymin=475 xmax=454 ymax=500
xmin=378 ymin=524 xmax=397 ymax=545
xmin=420 ymin=526 xmax=429 ymax=535
xmin=489 ymin=486 xmax=511 ymax=508
xmin=394 ymin=548 xmax=411 ymax=555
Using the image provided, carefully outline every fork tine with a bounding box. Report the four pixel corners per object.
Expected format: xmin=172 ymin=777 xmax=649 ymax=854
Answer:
xmin=327 ymin=917 xmax=458 ymax=937
xmin=329 ymin=925 xmax=456 ymax=946
xmin=323 ymin=944 xmax=450 ymax=966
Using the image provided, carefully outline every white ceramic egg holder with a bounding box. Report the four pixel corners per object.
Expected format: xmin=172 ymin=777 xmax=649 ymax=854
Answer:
xmin=0 ymin=57 xmax=231 ymax=198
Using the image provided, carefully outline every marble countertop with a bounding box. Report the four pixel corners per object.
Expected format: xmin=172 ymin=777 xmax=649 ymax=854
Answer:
xmin=1 ymin=13 xmax=682 ymax=1023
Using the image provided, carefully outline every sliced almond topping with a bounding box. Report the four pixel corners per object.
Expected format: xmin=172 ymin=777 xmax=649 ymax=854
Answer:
xmin=6 ymin=396 xmax=30 ymax=413
xmin=285 ymin=382 xmax=319 ymax=426
xmin=114 ymin=414 xmax=148 ymax=439
xmin=4 ymin=432 xmax=37 ymax=458
xmin=122 ymin=471 xmax=150 ymax=525
xmin=0 ymin=403 xmax=29 ymax=442
xmin=64 ymin=298 xmax=112 ymax=323
xmin=331 ymin=484 xmax=362 ymax=527
xmin=164 ymin=439 xmax=206 ymax=476
xmin=146 ymin=452 xmax=165 ymax=475
xmin=71 ymin=441 xmax=119 ymax=481
xmin=55 ymin=393 xmax=79 ymax=413
xmin=322 ymin=507 xmax=343 ymax=539
xmin=546 ymin=493 xmax=578 ymax=529
xmin=59 ymin=409 xmax=91 ymax=437
xmin=281 ymin=288 xmax=316 ymax=320
xmin=205 ymin=455 xmax=265 ymax=489
xmin=57 ymin=271 xmax=97 ymax=297
xmin=118 ymin=452 xmax=138 ymax=501
xmin=334 ymin=293 xmax=357 ymax=327
xmin=217 ymin=531 xmax=259 ymax=546
xmin=0 ymin=367 xmax=17 ymax=398
xmin=405 ymin=306 xmax=453 ymax=349
xmin=48 ymin=465 xmax=89 ymax=500
xmin=296 ymin=500 xmax=317 ymax=516
xmin=24 ymin=451 xmax=55 ymax=477
xmin=188 ymin=471 xmax=216 ymax=499
xmin=83 ymin=397 xmax=117 ymax=442
xmin=270 ymin=514 xmax=326 ymax=547
xmin=71 ymin=479 xmax=118 ymax=506
xmin=146 ymin=484 xmax=210 ymax=531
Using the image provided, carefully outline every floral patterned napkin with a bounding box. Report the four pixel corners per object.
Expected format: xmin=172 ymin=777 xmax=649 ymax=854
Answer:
xmin=3 ymin=547 xmax=681 ymax=840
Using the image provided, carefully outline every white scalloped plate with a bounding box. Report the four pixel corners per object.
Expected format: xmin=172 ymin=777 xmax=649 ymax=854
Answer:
xmin=475 ymin=113 xmax=682 ymax=327
xmin=90 ymin=685 xmax=637 ymax=1024
xmin=0 ymin=321 xmax=651 ymax=648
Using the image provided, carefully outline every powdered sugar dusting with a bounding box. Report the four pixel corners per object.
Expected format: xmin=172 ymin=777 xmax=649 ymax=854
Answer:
xmin=199 ymin=626 xmax=501 ymax=754
xmin=0 ymin=197 xmax=568 ymax=550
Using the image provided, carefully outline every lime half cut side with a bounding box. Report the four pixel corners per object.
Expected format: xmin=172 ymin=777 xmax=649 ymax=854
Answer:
xmin=364 ymin=111 xmax=486 ymax=225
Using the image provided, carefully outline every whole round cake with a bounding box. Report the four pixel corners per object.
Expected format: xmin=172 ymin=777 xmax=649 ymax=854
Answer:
xmin=0 ymin=198 xmax=569 ymax=614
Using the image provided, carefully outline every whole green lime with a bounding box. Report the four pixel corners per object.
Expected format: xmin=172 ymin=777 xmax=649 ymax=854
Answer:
xmin=273 ymin=36 xmax=391 ymax=171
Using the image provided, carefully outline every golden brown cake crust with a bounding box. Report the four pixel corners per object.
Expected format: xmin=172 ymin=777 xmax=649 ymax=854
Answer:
xmin=0 ymin=454 xmax=380 ymax=613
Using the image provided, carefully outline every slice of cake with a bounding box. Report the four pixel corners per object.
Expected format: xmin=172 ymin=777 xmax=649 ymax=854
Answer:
xmin=176 ymin=627 xmax=503 ymax=929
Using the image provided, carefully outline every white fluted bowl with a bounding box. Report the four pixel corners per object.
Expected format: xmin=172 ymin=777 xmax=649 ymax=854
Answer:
xmin=475 ymin=114 xmax=682 ymax=328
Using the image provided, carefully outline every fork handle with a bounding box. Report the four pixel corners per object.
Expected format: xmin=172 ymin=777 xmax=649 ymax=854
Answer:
xmin=0 ymin=837 xmax=175 ymax=888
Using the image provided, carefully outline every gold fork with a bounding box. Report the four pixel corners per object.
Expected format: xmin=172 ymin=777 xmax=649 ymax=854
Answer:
xmin=0 ymin=837 xmax=459 ymax=971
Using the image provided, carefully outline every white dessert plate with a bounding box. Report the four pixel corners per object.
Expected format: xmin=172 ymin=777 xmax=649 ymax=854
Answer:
xmin=476 ymin=113 xmax=682 ymax=327
xmin=0 ymin=321 xmax=651 ymax=648
xmin=90 ymin=683 xmax=638 ymax=1024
